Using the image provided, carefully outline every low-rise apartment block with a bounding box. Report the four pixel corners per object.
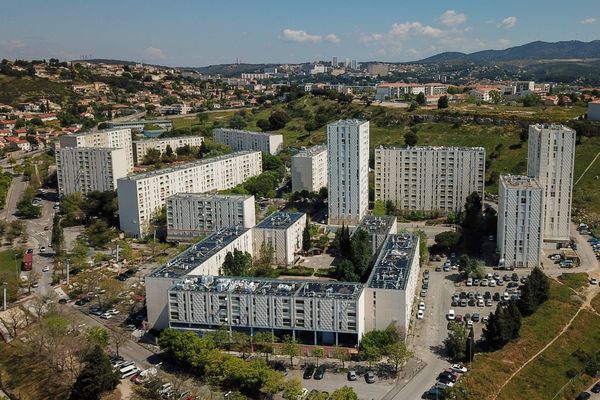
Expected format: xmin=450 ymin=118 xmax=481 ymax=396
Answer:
xmin=166 ymin=193 xmax=256 ymax=242
xmin=146 ymin=227 xmax=254 ymax=330
xmin=374 ymin=146 xmax=485 ymax=213
xmin=58 ymin=128 xmax=134 ymax=172
xmin=133 ymin=135 xmax=205 ymax=165
xmin=497 ymin=175 xmax=543 ymax=268
xmin=253 ymin=212 xmax=307 ymax=266
xmin=56 ymin=147 xmax=129 ymax=196
xmin=291 ymin=145 xmax=328 ymax=193
xmin=355 ymin=215 xmax=398 ymax=256
xmin=375 ymin=83 xmax=448 ymax=100
xmin=213 ymin=128 xmax=283 ymax=155
xmin=118 ymin=151 xmax=262 ymax=237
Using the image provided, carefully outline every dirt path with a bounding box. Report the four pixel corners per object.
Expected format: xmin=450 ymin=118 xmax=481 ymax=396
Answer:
xmin=492 ymin=280 xmax=600 ymax=399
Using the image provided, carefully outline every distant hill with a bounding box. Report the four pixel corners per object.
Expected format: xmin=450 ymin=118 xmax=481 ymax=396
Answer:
xmin=417 ymin=40 xmax=600 ymax=63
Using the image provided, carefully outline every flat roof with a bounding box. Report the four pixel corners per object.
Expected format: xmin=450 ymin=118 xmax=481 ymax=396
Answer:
xmin=133 ymin=135 xmax=204 ymax=144
xmin=377 ymin=145 xmax=485 ymax=152
xmin=367 ymin=232 xmax=418 ymax=291
xmin=292 ymin=145 xmax=327 ymax=158
xmin=68 ymin=127 xmax=131 ymax=137
xmin=356 ymin=216 xmax=396 ymax=236
xmin=171 ymin=276 xmax=363 ymax=300
xmin=213 ymin=128 xmax=282 ymax=138
xmin=120 ymin=151 xmax=259 ymax=181
xmin=529 ymin=123 xmax=575 ymax=132
xmin=255 ymin=212 xmax=304 ymax=230
xmin=166 ymin=193 xmax=253 ymax=202
xmin=501 ymin=174 xmax=542 ymax=189
xmin=149 ymin=227 xmax=250 ymax=279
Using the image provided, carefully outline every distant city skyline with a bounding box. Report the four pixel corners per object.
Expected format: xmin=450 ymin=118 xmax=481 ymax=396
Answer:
xmin=1 ymin=0 xmax=598 ymax=66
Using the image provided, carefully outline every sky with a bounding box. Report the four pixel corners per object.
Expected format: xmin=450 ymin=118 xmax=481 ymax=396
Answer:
xmin=1 ymin=1 xmax=599 ymax=66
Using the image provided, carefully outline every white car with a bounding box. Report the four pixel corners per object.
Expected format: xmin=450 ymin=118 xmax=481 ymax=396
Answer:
xmin=417 ymin=310 xmax=424 ymax=319
xmin=42 ymin=266 xmax=50 ymax=272
xmin=591 ymin=278 xmax=598 ymax=285
xmin=466 ymin=278 xmax=473 ymax=286
xmin=489 ymin=279 xmax=496 ymax=287
xmin=451 ymin=364 xmax=468 ymax=373
xmin=107 ymin=308 xmax=120 ymax=315
xmin=39 ymin=247 xmax=46 ymax=253
xmin=447 ymin=309 xmax=456 ymax=320
xmin=503 ymin=292 xmax=510 ymax=301
xmin=418 ymin=302 xmax=426 ymax=310
xmin=480 ymin=279 xmax=489 ymax=286
xmin=100 ymin=312 xmax=112 ymax=319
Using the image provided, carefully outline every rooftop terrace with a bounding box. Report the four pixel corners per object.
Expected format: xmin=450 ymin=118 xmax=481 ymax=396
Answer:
xmin=356 ymin=215 xmax=397 ymax=236
xmin=292 ymin=145 xmax=327 ymax=158
xmin=367 ymin=232 xmax=418 ymax=291
xmin=501 ymin=174 xmax=542 ymax=189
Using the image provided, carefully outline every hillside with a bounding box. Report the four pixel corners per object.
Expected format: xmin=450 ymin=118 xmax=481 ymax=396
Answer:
xmin=191 ymin=63 xmax=279 ymax=77
xmin=417 ymin=40 xmax=600 ymax=64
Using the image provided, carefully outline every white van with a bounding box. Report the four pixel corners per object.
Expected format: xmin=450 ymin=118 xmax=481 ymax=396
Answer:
xmin=119 ymin=363 xmax=138 ymax=377
xmin=122 ymin=367 xmax=140 ymax=379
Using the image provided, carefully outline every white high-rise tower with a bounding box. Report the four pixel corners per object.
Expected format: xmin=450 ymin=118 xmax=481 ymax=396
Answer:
xmin=527 ymin=124 xmax=576 ymax=243
xmin=327 ymin=120 xmax=369 ymax=226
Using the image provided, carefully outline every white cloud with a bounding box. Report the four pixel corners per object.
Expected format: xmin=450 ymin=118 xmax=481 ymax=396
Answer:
xmin=389 ymin=22 xmax=443 ymax=38
xmin=498 ymin=16 xmax=517 ymax=29
xmin=498 ymin=38 xmax=511 ymax=47
xmin=438 ymin=10 xmax=467 ymax=26
xmin=580 ymin=17 xmax=597 ymax=24
xmin=143 ymin=46 xmax=165 ymax=60
xmin=324 ymin=33 xmax=340 ymax=43
xmin=281 ymin=29 xmax=322 ymax=43
xmin=360 ymin=32 xmax=384 ymax=43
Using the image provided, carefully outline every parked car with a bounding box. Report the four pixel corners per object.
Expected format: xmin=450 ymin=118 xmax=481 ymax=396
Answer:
xmin=39 ymin=246 xmax=46 ymax=253
xmin=347 ymin=370 xmax=357 ymax=381
xmin=466 ymin=277 xmax=473 ymax=286
xmin=460 ymin=299 xmax=468 ymax=307
xmin=451 ymin=364 xmax=468 ymax=373
xmin=365 ymin=370 xmax=375 ymax=384
xmin=303 ymin=365 xmax=315 ymax=379
xmin=590 ymin=278 xmax=598 ymax=285
xmin=422 ymin=387 xmax=445 ymax=399
xmin=511 ymin=273 xmax=519 ymax=282
xmin=480 ymin=279 xmax=489 ymax=286
xmin=575 ymin=392 xmax=591 ymax=400
xmin=100 ymin=312 xmax=112 ymax=319
xmin=472 ymin=313 xmax=481 ymax=322
xmin=493 ymin=292 xmax=501 ymax=301
xmin=423 ymin=270 xmax=429 ymax=277
xmin=468 ymin=299 xmax=476 ymax=306
xmin=420 ymin=289 xmax=428 ymax=297
xmin=447 ymin=309 xmax=455 ymax=320
xmin=477 ymin=299 xmax=484 ymax=307
xmin=591 ymin=381 xmax=600 ymax=393
xmin=438 ymin=372 xmax=457 ymax=383
xmin=419 ymin=302 xmax=426 ymax=310
xmin=417 ymin=310 xmax=424 ymax=319
xmin=42 ymin=266 xmax=50 ymax=272
xmin=313 ymin=366 xmax=326 ymax=380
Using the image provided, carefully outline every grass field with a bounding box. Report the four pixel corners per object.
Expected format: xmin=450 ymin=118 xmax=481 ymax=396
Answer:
xmin=0 ymin=75 xmax=75 ymax=104
xmin=456 ymin=280 xmax=583 ymax=399
xmin=557 ymin=272 xmax=591 ymax=291
xmin=0 ymin=249 xmax=20 ymax=276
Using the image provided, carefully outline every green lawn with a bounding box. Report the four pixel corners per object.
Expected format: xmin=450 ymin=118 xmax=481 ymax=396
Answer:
xmin=557 ymin=272 xmax=590 ymax=291
xmin=457 ymin=280 xmax=583 ymax=399
xmin=0 ymin=249 xmax=20 ymax=275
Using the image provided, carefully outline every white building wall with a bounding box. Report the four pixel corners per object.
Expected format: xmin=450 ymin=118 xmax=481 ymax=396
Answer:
xmin=187 ymin=229 xmax=254 ymax=276
xmin=328 ymin=120 xmax=369 ymax=226
xmin=253 ymin=214 xmax=307 ymax=265
xmin=497 ymin=175 xmax=543 ymax=268
xmin=213 ymin=128 xmax=283 ymax=155
xmin=291 ymin=145 xmax=328 ymax=193
xmin=166 ymin=194 xmax=255 ymax=241
xmin=118 ymin=151 xmax=262 ymax=237
xmin=56 ymin=147 xmax=128 ymax=195
xmin=133 ymin=136 xmax=205 ymax=164
xmin=527 ymin=124 xmax=575 ymax=243
xmin=59 ymin=128 xmax=134 ymax=172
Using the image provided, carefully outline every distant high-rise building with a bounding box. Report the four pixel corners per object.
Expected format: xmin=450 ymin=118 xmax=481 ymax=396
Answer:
xmin=497 ymin=175 xmax=543 ymax=268
xmin=351 ymin=59 xmax=357 ymax=70
xmin=527 ymin=124 xmax=576 ymax=243
xmin=332 ymin=56 xmax=338 ymax=68
xmin=327 ymin=120 xmax=369 ymax=226
xmin=345 ymin=58 xmax=350 ymax=68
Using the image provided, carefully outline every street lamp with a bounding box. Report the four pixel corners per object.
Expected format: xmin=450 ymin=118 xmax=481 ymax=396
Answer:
xmin=3 ymin=282 xmax=7 ymax=312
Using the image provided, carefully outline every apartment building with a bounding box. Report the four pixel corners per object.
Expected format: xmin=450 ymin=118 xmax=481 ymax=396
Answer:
xmin=133 ymin=135 xmax=205 ymax=165
xmin=374 ymin=146 xmax=486 ymax=213
xmin=497 ymin=175 xmax=543 ymax=268
xmin=213 ymin=128 xmax=283 ymax=155
xmin=355 ymin=215 xmax=398 ymax=256
xmin=146 ymin=227 xmax=254 ymax=330
xmin=117 ymin=151 xmax=262 ymax=237
xmin=253 ymin=212 xmax=307 ymax=266
xmin=291 ymin=145 xmax=328 ymax=193
xmin=363 ymin=233 xmax=420 ymax=338
xmin=527 ymin=124 xmax=576 ymax=243
xmin=56 ymin=147 xmax=128 ymax=196
xmin=58 ymin=128 xmax=134 ymax=172
xmin=375 ymin=83 xmax=448 ymax=100
xmin=107 ymin=120 xmax=173 ymax=131
xmin=327 ymin=120 xmax=370 ymax=226
xmin=166 ymin=193 xmax=256 ymax=242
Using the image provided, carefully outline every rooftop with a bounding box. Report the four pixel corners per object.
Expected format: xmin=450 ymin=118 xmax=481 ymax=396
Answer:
xmin=367 ymin=232 xmax=418 ymax=291
xmin=356 ymin=215 xmax=397 ymax=236
xmin=529 ymin=123 xmax=575 ymax=132
xmin=170 ymin=275 xmax=363 ymax=300
xmin=256 ymin=212 xmax=305 ymax=230
xmin=119 ymin=151 xmax=259 ymax=181
xmin=292 ymin=145 xmax=327 ymax=158
xmin=213 ymin=128 xmax=282 ymax=138
xmin=166 ymin=193 xmax=253 ymax=202
xmin=133 ymin=135 xmax=204 ymax=144
xmin=501 ymin=174 xmax=542 ymax=189
xmin=69 ymin=127 xmax=131 ymax=137
xmin=149 ymin=227 xmax=250 ymax=279
xmin=377 ymin=145 xmax=485 ymax=152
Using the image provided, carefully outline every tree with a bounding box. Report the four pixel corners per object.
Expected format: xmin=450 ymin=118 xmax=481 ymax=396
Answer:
xmin=161 ymin=144 xmax=176 ymax=163
xmin=404 ymin=130 xmax=418 ymax=146
xmin=282 ymin=379 xmax=303 ymax=400
xmin=330 ymin=386 xmax=359 ymax=400
xmin=444 ymin=322 xmax=468 ymax=361
xmin=434 ymin=231 xmax=461 ymax=253
xmin=253 ymin=332 xmax=275 ymax=361
xmin=68 ymin=345 xmax=119 ymax=400
xmin=302 ymin=225 xmax=311 ymax=252
xmin=51 ymin=214 xmax=64 ymax=254
xmin=281 ymin=335 xmax=300 ymax=367
xmin=222 ymin=249 xmax=252 ymax=276
xmin=416 ymin=92 xmax=426 ymax=105
xmin=268 ymin=110 xmax=290 ymax=130
xmin=311 ymin=347 xmax=324 ymax=367
xmin=86 ymin=326 xmax=110 ymax=348
xmin=461 ymin=192 xmax=483 ymax=254
xmin=229 ymin=114 xmax=247 ymax=129
xmin=483 ymin=301 xmax=521 ymax=350
xmin=437 ymin=95 xmax=449 ymax=109
xmin=331 ymin=346 xmax=350 ymax=369
xmin=142 ymin=148 xmax=162 ymax=165
xmin=231 ymin=331 xmax=252 ymax=360
xmin=386 ymin=342 xmax=413 ymax=373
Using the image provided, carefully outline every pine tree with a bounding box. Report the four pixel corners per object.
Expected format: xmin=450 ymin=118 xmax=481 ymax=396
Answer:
xmin=69 ymin=345 xmax=119 ymax=400
xmin=530 ymin=267 xmax=549 ymax=304
xmin=517 ymin=280 xmax=538 ymax=316
xmin=506 ymin=300 xmax=522 ymax=339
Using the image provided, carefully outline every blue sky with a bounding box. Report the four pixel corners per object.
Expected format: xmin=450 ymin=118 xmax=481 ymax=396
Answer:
xmin=1 ymin=1 xmax=598 ymax=66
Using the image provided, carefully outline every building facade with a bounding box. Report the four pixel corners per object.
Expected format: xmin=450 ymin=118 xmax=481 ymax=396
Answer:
xmin=375 ymin=83 xmax=448 ymax=100
xmin=497 ymin=175 xmax=543 ymax=268
xmin=588 ymin=101 xmax=600 ymax=121
xmin=58 ymin=128 xmax=134 ymax=172
xmin=56 ymin=147 xmax=129 ymax=196
xmin=213 ymin=128 xmax=283 ymax=155
xmin=291 ymin=145 xmax=328 ymax=193
xmin=166 ymin=193 xmax=256 ymax=242
xmin=355 ymin=215 xmax=398 ymax=256
xmin=327 ymin=120 xmax=370 ymax=226
xmin=133 ymin=135 xmax=205 ymax=165
xmin=253 ymin=212 xmax=307 ymax=266
xmin=118 ymin=151 xmax=262 ymax=237
xmin=374 ymin=146 xmax=486 ymax=213
xmin=527 ymin=124 xmax=576 ymax=243
xmin=146 ymin=227 xmax=254 ymax=330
